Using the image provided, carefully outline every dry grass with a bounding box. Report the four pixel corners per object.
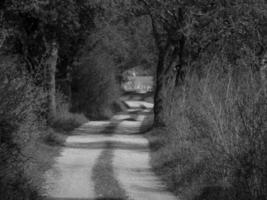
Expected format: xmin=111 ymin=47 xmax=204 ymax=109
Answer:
xmin=50 ymin=92 xmax=87 ymax=133
xmin=47 ymin=94 xmax=88 ymax=146
xmin=51 ymin=102 xmax=88 ymax=134
xmin=149 ymin=57 xmax=267 ymax=200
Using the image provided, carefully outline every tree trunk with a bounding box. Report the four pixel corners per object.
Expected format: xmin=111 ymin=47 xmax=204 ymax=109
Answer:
xmin=153 ymin=45 xmax=179 ymax=127
xmin=149 ymin=16 xmax=183 ymax=127
xmin=154 ymin=51 xmax=167 ymax=127
xmin=67 ymin=65 xmax=72 ymax=103
xmin=46 ymin=41 xmax=58 ymax=121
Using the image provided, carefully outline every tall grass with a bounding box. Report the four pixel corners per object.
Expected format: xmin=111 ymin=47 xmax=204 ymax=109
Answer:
xmin=50 ymin=92 xmax=88 ymax=134
xmin=150 ymin=56 xmax=267 ymax=200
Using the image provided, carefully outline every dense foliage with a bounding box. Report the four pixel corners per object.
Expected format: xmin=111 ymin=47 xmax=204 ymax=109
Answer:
xmin=71 ymin=52 xmax=119 ymax=119
xmin=133 ymin=0 xmax=267 ymax=126
xmin=141 ymin=0 xmax=267 ymax=199
xmin=0 ymin=1 xmax=95 ymax=199
xmin=0 ymin=0 xmax=266 ymax=199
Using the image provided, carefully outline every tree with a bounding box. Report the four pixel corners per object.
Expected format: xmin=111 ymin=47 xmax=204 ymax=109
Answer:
xmin=71 ymin=51 xmax=119 ymax=119
xmin=90 ymin=1 xmax=157 ymax=80
xmin=1 ymin=0 xmax=94 ymax=121
xmin=69 ymin=1 xmax=156 ymax=119
xmin=136 ymin=0 xmax=267 ymax=127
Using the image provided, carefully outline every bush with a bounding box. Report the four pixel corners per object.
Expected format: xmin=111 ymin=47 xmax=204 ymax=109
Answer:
xmin=50 ymin=92 xmax=88 ymax=134
xmin=0 ymin=60 xmax=47 ymax=200
xmin=150 ymin=55 xmax=267 ymax=200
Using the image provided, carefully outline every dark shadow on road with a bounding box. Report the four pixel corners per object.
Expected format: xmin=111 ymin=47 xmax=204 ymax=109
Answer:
xmin=64 ymin=140 xmax=149 ymax=151
xmin=47 ymin=198 xmax=126 ymax=200
xmin=122 ymin=91 xmax=154 ymax=101
xmin=95 ymin=198 xmax=126 ymax=200
xmin=45 ymin=94 xmax=157 ymax=200
xmin=71 ymin=121 xmax=119 ymax=135
xmin=132 ymin=184 xmax=167 ymax=193
xmin=99 ymin=122 xmax=119 ymax=135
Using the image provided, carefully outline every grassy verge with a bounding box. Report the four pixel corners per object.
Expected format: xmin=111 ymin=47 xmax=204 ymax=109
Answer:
xmin=25 ymin=134 xmax=63 ymax=198
xmin=147 ymin=127 xmax=217 ymax=200
xmin=33 ymin=110 xmax=88 ymax=199
xmin=47 ymin=103 xmax=88 ymax=145
xmin=51 ymin=103 xmax=88 ymax=134
xmin=23 ymin=108 xmax=88 ymax=199
xmin=0 ymin=128 xmax=64 ymax=200
xmin=0 ymin=65 xmax=88 ymax=200
xmin=147 ymin=63 xmax=267 ymax=200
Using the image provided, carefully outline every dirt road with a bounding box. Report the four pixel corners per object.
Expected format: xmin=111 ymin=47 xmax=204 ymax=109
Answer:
xmin=43 ymin=99 xmax=177 ymax=200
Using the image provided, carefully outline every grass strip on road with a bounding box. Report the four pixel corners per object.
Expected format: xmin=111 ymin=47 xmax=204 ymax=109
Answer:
xmin=92 ymin=141 xmax=129 ymax=200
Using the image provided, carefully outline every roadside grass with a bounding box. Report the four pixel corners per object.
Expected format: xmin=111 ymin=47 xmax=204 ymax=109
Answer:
xmin=0 ymin=128 xmax=63 ymax=200
xmin=147 ymin=59 xmax=267 ymax=200
xmin=38 ymin=98 xmax=89 ymax=199
xmin=35 ymin=106 xmax=88 ymax=199
xmin=24 ymin=135 xmax=63 ymax=197
xmin=51 ymin=102 xmax=88 ymax=134
xmin=47 ymin=99 xmax=88 ymax=145
xmin=0 ymin=92 xmax=88 ymax=200
xmin=147 ymin=128 xmax=218 ymax=200
xmin=0 ymin=64 xmax=54 ymax=200
xmin=43 ymin=129 xmax=66 ymax=146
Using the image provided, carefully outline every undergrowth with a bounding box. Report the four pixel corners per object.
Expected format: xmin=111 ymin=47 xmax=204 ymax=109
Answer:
xmin=50 ymin=92 xmax=88 ymax=135
xmin=0 ymin=62 xmax=87 ymax=199
xmin=149 ymin=55 xmax=267 ymax=200
xmin=0 ymin=62 xmax=48 ymax=200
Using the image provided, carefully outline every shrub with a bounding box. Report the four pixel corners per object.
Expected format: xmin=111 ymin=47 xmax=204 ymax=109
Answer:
xmin=0 ymin=60 xmax=46 ymax=200
xmin=150 ymin=55 xmax=267 ymax=200
xmin=50 ymin=92 xmax=88 ymax=134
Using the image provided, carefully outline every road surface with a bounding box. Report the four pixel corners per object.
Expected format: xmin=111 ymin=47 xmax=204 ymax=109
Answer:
xmin=43 ymin=98 xmax=177 ymax=200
